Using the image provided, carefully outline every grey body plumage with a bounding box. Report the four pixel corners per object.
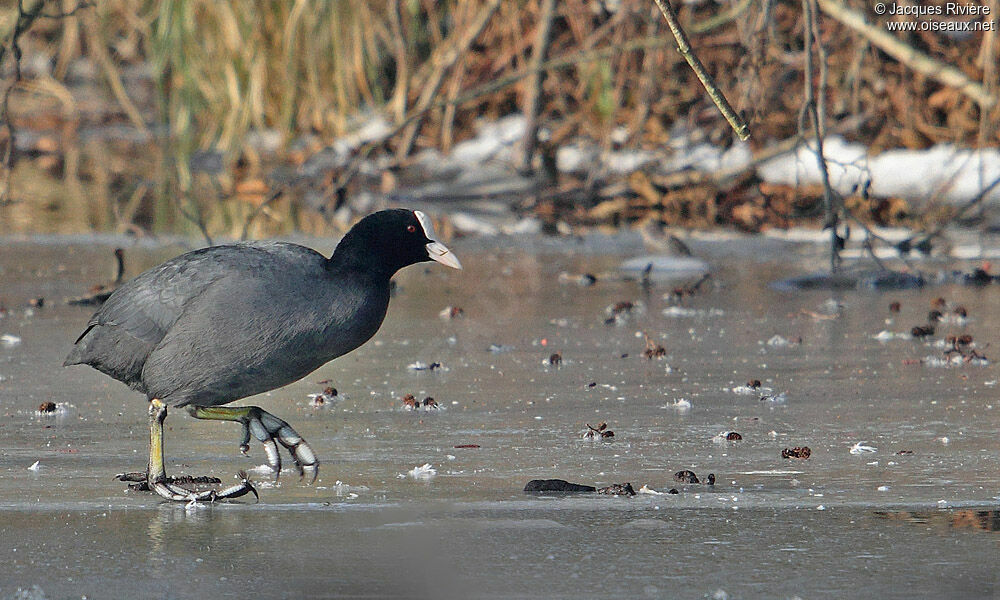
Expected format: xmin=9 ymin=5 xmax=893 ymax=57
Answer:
xmin=65 ymin=242 xmax=389 ymax=407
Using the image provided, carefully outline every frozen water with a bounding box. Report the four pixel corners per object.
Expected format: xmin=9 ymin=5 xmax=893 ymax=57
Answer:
xmin=0 ymin=238 xmax=997 ymax=598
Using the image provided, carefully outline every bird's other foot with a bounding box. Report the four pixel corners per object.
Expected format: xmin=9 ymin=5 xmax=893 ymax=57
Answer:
xmin=242 ymin=408 xmax=319 ymax=483
xmin=191 ymin=405 xmax=319 ymax=483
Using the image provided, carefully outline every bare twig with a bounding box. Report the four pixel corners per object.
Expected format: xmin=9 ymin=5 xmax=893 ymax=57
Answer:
xmin=648 ymin=115 xmax=867 ymax=192
xmin=976 ymin=0 xmax=999 ymax=142
xmin=800 ymin=0 xmax=841 ymax=272
xmin=327 ymin=35 xmax=688 ymax=202
xmin=651 ymin=0 xmax=751 ymax=140
xmin=387 ymin=0 xmax=408 ymax=124
xmin=519 ymin=0 xmax=557 ymax=172
xmin=816 ymin=0 xmax=997 ymax=108
xmin=80 ymin=9 xmax=150 ymax=139
xmin=240 ymin=188 xmax=284 ymax=241
xmin=439 ymin=54 xmax=466 ymax=153
xmin=1 ymin=0 xmax=48 ymax=204
xmin=322 ymin=20 xmax=766 ymax=204
xmin=396 ymin=0 xmax=501 ymax=159
xmin=903 ymin=175 xmax=1000 ymax=251
xmin=691 ymin=0 xmax=755 ymax=33
xmin=171 ymin=191 xmax=212 ymax=246
xmin=38 ymin=0 xmax=91 ymax=18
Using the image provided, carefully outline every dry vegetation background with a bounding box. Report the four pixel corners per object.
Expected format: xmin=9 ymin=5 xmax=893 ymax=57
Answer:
xmin=0 ymin=0 xmax=998 ymax=238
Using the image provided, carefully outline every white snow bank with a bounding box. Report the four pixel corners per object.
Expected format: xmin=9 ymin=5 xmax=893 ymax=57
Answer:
xmin=758 ymin=136 xmax=1000 ymax=205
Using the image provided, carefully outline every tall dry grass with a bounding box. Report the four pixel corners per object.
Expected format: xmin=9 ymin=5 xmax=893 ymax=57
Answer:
xmin=1 ymin=0 xmax=996 ymax=237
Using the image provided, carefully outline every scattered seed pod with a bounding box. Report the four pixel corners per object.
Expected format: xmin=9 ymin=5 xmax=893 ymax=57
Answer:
xmin=584 ymin=422 xmax=614 ymax=439
xmin=38 ymin=401 xmax=56 ymax=413
xmin=726 ymin=431 xmax=743 ymax=441
xmin=889 ymin=301 xmax=901 ymax=313
xmin=612 ymin=301 xmax=634 ymax=315
xmin=548 ymin=352 xmax=562 ymax=366
xmin=597 ymin=482 xmax=636 ymax=496
xmin=782 ymin=446 xmax=811 ymax=459
xmin=673 ymin=470 xmax=699 ymax=483
xmin=439 ymin=306 xmax=464 ymax=319
xmin=643 ymin=336 xmax=667 ymax=359
xmin=308 ymin=385 xmax=338 ymax=407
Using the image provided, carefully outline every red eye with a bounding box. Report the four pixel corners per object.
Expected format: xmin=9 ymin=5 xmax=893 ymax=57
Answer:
xmin=406 ymin=224 xmax=416 ymax=233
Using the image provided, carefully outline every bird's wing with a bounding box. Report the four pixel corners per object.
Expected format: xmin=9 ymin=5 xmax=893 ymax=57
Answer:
xmin=91 ymin=249 xmax=229 ymax=343
xmin=65 ymin=243 xmax=328 ymax=382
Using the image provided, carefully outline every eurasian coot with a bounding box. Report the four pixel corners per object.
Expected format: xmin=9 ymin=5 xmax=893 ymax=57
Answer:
xmin=65 ymin=209 xmax=461 ymax=502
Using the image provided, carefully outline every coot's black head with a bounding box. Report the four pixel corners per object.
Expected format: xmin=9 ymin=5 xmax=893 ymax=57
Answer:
xmin=330 ymin=208 xmax=462 ymax=276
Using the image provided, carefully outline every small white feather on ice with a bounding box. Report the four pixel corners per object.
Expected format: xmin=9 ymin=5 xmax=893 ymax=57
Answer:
xmin=407 ymin=464 xmax=437 ymax=479
xmin=663 ymin=398 xmax=691 ymax=411
xmin=850 ymin=442 xmax=877 ymax=454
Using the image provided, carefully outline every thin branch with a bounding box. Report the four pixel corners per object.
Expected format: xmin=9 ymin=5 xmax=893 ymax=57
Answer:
xmin=396 ymin=0 xmax=501 ymax=159
xmin=905 ymin=175 xmax=1000 ymax=250
xmin=309 ymin=23 xmax=755 ymax=207
xmin=651 ymin=0 xmax=751 ymax=140
xmin=173 ymin=192 xmax=213 ymax=246
xmin=387 ymin=0 xmax=408 ymax=124
xmin=240 ymin=188 xmax=284 ymax=241
xmin=816 ymin=0 xmax=997 ymax=108
xmin=38 ymin=1 xmax=92 ymax=19
xmin=81 ymin=9 xmax=150 ymax=139
xmin=326 ymin=35 xmax=688 ymax=203
xmin=801 ymin=0 xmax=841 ymax=272
xmin=1 ymin=0 xmax=48 ymax=204
xmin=519 ymin=0 xmax=556 ymax=172
xmin=690 ymin=0 xmax=755 ymax=34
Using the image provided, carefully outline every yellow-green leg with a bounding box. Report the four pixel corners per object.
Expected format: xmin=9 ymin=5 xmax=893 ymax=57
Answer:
xmin=188 ymin=405 xmax=319 ymax=483
xmin=143 ymin=399 xmax=258 ymax=502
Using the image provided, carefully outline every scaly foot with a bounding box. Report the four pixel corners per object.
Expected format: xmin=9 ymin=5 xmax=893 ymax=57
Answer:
xmin=116 ymin=471 xmax=257 ymax=502
xmin=189 ymin=405 xmax=319 ymax=482
xmin=145 ymin=399 xmax=258 ymax=503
